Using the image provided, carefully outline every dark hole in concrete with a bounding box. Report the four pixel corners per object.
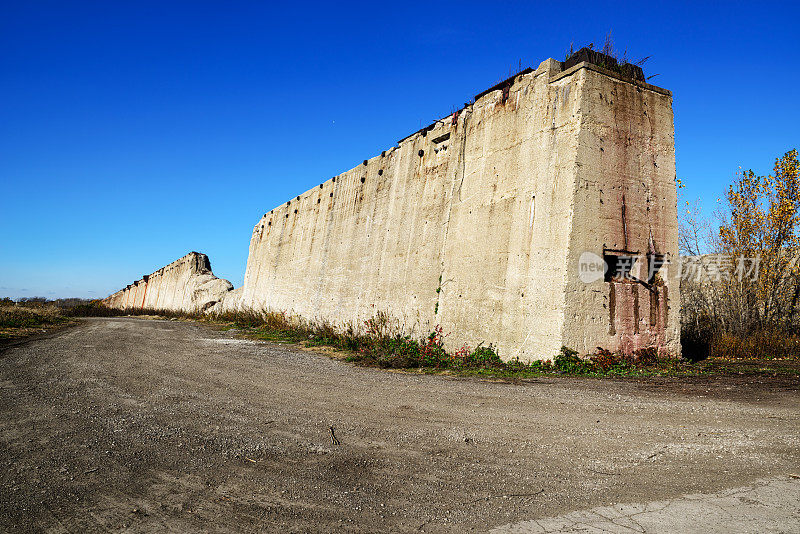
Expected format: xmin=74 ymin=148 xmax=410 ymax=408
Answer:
xmin=296 ymin=196 xmax=300 ymax=201
xmin=285 ymin=214 xmax=289 ymax=218
xmin=604 ymin=253 xmax=634 ymax=282
xmin=418 ymin=150 xmax=424 ymax=157
xmin=381 ymin=151 xmax=386 ymax=157
xmin=332 ymin=177 xmax=336 ymax=182
xmin=268 ymin=221 xmax=271 ymax=226
xmin=294 ymin=209 xmax=298 ymax=214
xmin=317 ymin=198 xmax=320 ymax=203
xmin=361 ymin=177 xmax=365 ymax=183
xmin=646 ymin=254 xmax=667 ymax=283
xmin=287 ymin=201 xmax=290 ymax=206
xmin=378 ymin=169 xmax=383 ymax=176
xmin=319 ymin=184 xmax=323 ymax=188
xmin=363 ymin=160 xmax=368 ymax=166
xmin=329 ymin=192 xmax=333 ymax=197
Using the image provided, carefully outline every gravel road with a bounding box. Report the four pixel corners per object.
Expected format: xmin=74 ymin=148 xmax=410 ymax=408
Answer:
xmin=1 ymin=318 xmax=798 ymax=532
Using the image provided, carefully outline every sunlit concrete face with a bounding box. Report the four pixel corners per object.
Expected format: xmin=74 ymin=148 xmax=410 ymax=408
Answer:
xmin=103 ymin=252 xmax=233 ymax=313
xmin=105 ymin=57 xmax=679 ymax=361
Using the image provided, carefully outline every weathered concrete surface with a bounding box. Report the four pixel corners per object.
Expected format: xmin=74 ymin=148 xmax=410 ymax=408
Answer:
xmin=1 ymin=318 xmax=797 ymax=532
xmin=210 ymin=285 xmax=244 ymax=313
xmin=236 ymin=57 xmax=679 ymax=360
xmin=104 ymin=252 xmax=233 ymax=312
xmin=561 ymin=62 xmax=679 ymax=356
xmin=491 ymin=477 xmax=800 ymax=533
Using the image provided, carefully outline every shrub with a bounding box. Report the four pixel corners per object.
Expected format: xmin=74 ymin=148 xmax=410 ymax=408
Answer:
xmin=63 ymin=300 xmax=127 ymax=317
xmin=554 ymin=346 xmax=585 ymax=373
xmin=632 ymin=347 xmax=660 ymax=365
xmin=419 ymin=326 xmax=448 ymax=367
xmin=460 ymin=344 xmax=504 ymax=369
xmin=710 ymin=330 xmax=800 ymax=360
xmin=589 ymin=347 xmax=618 ymax=372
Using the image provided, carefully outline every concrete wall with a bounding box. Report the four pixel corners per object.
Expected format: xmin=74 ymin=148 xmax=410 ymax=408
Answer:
xmin=104 ymin=252 xmax=233 ymax=313
xmin=104 ymin=55 xmax=679 ymax=360
xmin=219 ymin=57 xmax=679 ymax=360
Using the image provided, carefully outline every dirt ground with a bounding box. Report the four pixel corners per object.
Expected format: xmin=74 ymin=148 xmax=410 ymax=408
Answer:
xmin=1 ymin=318 xmax=798 ymax=532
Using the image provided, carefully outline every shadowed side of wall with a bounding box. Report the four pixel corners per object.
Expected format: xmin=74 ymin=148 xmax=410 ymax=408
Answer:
xmin=561 ymin=63 xmax=680 ymax=356
xmin=103 ymin=252 xmax=233 ymax=313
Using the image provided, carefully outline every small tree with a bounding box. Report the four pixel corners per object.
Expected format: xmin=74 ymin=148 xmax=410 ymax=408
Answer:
xmin=680 ymin=149 xmax=800 ymax=359
xmin=717 ymin=149 xmax=800 ymax=334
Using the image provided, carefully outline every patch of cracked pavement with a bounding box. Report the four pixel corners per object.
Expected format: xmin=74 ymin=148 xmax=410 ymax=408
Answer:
xmin=491 ymin=476 xmax=800 ymax=533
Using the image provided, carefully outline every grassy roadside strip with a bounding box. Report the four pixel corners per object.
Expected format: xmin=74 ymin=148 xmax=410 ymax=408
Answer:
xmin=198 ymin=310 xmax=800 ymax=379
xmin=4 ymin=302 xmax=798 ymax=379
xmin=68 ymin=305 xmax=694 ymax=377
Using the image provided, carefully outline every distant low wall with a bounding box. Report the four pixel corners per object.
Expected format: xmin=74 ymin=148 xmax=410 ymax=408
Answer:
xmin=103 ymin=252 xmax=233 ymax=313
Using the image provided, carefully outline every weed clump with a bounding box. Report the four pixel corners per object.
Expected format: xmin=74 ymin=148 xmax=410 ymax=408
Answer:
xmin=0 ymin=307 xmax=66 ymax=328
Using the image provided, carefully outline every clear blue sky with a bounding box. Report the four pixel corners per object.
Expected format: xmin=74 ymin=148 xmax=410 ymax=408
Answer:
xmin=1 ymin=1 xmax=798 ymax=299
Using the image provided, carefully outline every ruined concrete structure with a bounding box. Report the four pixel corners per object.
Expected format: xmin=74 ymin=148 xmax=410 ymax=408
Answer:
xmin=106 ymin=52 xmax=680 ymax=360
xmin=104 ymin=252 xmax=233 ymax=312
